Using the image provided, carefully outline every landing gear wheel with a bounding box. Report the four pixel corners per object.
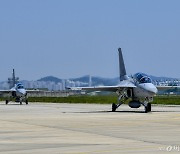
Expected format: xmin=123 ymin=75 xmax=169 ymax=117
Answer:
xmin=145 ymin=103 xmax=151 ymax=113
xmin=112 ymin=103 xmax=117 ymax=112
xmin=25 ymin=100 xmax=28 ymax=105
xmin=148 ymin=103 xmax=151 ymax=112
xmin=20 ymin=102 xmax=22 ymax=105
xmin=5 ymin=100 xmax=9 ymax=105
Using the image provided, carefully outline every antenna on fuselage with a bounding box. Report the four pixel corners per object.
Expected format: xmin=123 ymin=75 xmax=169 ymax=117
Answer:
xmin=118 ymin=48 xmax=127 ymax=81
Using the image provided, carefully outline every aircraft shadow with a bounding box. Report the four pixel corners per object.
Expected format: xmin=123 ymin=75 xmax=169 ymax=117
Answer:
xmin=151 ymin=110 xmax=180 ymax=113
xmin=65 ymin=110 xmax=180 ymax=114
xmin=65 ymin=110 xmax=146 ymax=114
xmin=0 ymin=103 xmax=26 ymax=106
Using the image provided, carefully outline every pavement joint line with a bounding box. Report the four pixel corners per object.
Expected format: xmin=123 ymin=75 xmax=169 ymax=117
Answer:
xmin=0 ymin=118 xmax=169 ymax=147
xmin=0 ymin=143 xmax=105 ymax=153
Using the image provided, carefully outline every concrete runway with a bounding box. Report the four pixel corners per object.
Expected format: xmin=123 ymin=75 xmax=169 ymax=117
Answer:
xmin=0 ymin=102 xmax=180 ymax=153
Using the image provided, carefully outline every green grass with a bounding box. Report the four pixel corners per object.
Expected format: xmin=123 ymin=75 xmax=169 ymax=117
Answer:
xmin=0 ymin=95 xmax=180 ymax=105
xmin=153 ymin=95 xmax=180 ymax=105
xmin=27 ymin=95 xmax=117 ymax=104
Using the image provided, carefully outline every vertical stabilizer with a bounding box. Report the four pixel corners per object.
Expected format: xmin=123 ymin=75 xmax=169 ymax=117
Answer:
xmin=8 ymin=69 xmax=19 ymax=88
xmin=12 ymin=69 xmax=16 ymax=87
xmin=118 ymin=48 xmax=128 ymax=81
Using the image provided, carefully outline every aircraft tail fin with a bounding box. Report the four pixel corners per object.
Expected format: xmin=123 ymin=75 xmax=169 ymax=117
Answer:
xmin=118 ymin=48 xmax=128 ymax=81
xmin=8 ymin=69 xmax=19 ymax=89
xmin=12 ymin=69 xmax=16 ymax=87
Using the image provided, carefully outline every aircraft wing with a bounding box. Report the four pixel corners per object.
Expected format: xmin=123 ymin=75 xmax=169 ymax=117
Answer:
xmin=0 ymin=90 xmax=14 ymax=93
xmin=0 ymin=89 xmax=42 ymax=94
xmin=26 ymin=89 xmax=42 ymax=92
xmin=25 ymin=89 xmax=46 ymax=94
xmin=68 ymin=81 xmax=136 ymax=92
xmin=156 ymin=86 xmax=180 ymax=91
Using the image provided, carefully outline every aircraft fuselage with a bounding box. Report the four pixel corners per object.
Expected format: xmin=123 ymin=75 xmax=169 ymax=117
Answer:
xmin=133 ymin=82 xmax=158 ymax=98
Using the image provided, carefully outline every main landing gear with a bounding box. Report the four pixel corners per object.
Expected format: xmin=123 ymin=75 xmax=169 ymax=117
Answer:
xmin=112 ymin=101 xmax=152 ymax=113
xmin=6 ymin=100 xmax=9 ymax=105
xmin=112 ymin=103 xmax=117 ymax=112
xmin=5 ymin=97 xmax=29 ymax=105
xmin=112 ymin=93 xmax=152 ymax=113
xmin=25 ymin=99 xmax=28 ymax=105
xmin=112 ymin=90 xmax=128 ymax=112
xmin=144 ymin=102 xmax=151 ymax=113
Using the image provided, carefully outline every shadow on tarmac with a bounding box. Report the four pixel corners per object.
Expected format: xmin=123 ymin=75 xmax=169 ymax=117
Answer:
xmin=65 ymin=110 xmax=180 ymax=114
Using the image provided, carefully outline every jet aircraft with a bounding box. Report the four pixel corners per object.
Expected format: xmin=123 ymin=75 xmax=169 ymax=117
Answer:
xmin=0 ymin=69 xmax=38 ymax=105
xmin=69 ymin=48 xmax=179 ymax=113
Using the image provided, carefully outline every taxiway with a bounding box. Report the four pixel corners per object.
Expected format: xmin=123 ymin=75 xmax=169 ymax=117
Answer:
xmin=0 ymin=102 xmax=180 ymax=153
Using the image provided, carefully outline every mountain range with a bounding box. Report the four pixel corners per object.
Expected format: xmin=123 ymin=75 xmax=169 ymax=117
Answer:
xmin=38 ymin=74 xmax=179 ymax=86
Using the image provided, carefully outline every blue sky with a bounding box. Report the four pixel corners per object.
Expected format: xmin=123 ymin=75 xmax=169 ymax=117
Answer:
xmin=0 ymin=0 xmax=180 ymax=80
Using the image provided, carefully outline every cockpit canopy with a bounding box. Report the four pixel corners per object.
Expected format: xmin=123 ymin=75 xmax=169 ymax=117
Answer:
xmin=16 ymin=83 xmax=24 ymax=89
xmin=133 ymin=73 xmax=152 ymax=84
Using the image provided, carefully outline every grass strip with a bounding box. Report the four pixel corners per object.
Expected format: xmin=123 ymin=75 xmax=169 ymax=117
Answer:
xmin=0 ymin=95 xmax=180 ymax=105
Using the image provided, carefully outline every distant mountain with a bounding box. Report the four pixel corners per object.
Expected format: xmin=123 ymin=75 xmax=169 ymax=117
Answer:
xmin=37 ymin=75 xmax=179 ymax=86
xmin=149 ymin=75 xmax=178 ymax=81
xmin=70 ymin=75 xmax=119 ymax=86
xmin=37 ymin=75 xmax=120 ymax=86
xmin=38 ymin=76 xmax=62 ymax=83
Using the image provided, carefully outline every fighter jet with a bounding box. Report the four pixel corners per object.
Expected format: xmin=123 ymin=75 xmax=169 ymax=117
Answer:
xmin=69 ymin=48 xmax=179 ymax=113
xmin=0 ymin=69 xmax=38 ymax=105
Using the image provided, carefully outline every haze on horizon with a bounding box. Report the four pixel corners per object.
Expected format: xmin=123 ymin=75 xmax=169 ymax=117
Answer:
xmin=0 ymin=0 xmax=180 ymax=81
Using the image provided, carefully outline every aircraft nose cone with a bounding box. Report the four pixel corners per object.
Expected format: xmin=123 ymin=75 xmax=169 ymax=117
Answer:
xmin=141 ymin=83 xmax=158 ymax=96
xmin=19 ymin=89 xmax=26 ymax=95
xmin=150 ymin=85 xmax=158 ymax=95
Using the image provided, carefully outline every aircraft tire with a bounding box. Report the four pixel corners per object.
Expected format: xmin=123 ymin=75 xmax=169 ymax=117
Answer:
xmin=145 ymin=103 xmax=151 ymax=113
xmin=26 ymin=100 xmax=28 ymax=105
xmin=5 ymin=100 xmax=9 ymax=105
xmin=20 ymin=102 xmax=22 ymax=105
xmin=148 ymin=103 xmax=151 ymax=112
xmin=112 ymin=103 xmax=117 ymax=112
